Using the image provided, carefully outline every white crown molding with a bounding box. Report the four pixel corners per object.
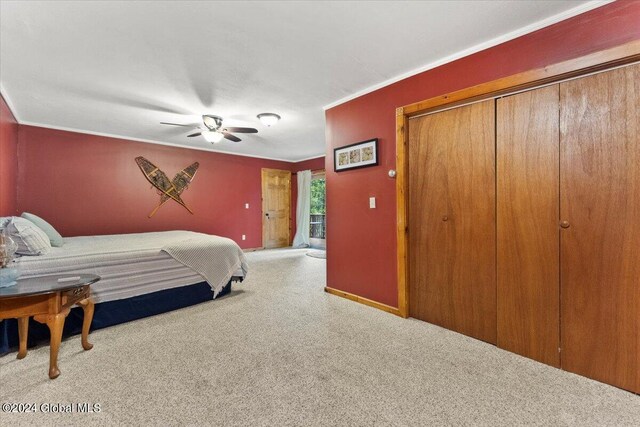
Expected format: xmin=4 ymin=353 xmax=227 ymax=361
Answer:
xmin=0 ymin=84 xmax=21 ymax=122
xmin=17 ymin=120 xmax=323 ymax=163
xmin=294 ymin=154 xmax=326 ymax=162
xmin=323 ymin=0 xmax=614 ymax=110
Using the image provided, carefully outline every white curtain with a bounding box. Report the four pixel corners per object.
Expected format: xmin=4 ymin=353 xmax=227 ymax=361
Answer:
xmin=292 ymin=170 xmax=312 ymax=248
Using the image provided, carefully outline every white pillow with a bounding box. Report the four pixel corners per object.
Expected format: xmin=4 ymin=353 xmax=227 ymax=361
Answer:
xmin=6 ymin=217 xmax=51 ymax=255
xmin=21 ymin=212 xmax=64 ymax=247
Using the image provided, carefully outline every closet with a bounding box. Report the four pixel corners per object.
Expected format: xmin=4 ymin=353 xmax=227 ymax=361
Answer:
xmin=407 ymin=62 xmax=639 ymax=393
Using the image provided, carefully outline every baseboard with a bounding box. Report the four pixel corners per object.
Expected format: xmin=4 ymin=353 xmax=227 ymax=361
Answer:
xmin=324 ymin=287 xmax=402 ymax=317
xmin=242 ymin=247 xmax=263 ymax=252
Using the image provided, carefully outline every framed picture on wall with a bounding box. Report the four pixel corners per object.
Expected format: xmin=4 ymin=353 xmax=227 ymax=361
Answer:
xmin=333 ymin=138 xmax=378 ymax=172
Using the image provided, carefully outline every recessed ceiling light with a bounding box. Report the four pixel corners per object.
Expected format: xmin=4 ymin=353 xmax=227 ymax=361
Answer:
xmin=257 ymin=113 xmax=281 ymax=127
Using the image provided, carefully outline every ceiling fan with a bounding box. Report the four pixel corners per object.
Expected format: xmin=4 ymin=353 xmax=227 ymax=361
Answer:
xmin=161 ymin=115 xmax=258 ymax=143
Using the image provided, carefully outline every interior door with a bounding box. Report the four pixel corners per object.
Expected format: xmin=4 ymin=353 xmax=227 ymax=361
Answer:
xmin=262 ymin=168 xmax=291 ymax=249
xmin=409 ymin=99 xmax=496 ymax=344
xmin=560 ymin=63 xmax=640 ymax=393
xmin=496 ymin=85 xmax=560 ymax=367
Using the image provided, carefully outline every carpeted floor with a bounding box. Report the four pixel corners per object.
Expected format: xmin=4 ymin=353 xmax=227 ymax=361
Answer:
xmin=1 ymin=248 xmax=639 ymax=426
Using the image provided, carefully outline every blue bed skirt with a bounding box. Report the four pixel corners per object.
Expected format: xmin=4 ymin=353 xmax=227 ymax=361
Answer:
xmin=0 ymin=280 xmax=232 ymax=355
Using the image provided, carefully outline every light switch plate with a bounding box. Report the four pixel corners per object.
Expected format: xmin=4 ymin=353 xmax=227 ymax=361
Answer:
xmin=245 ymin=203 xmax=249 ymax=209
xmin=242 ymin=235 xmax=246 ymax=240
xmin=369 ymin=197 xmax=376 ymax=209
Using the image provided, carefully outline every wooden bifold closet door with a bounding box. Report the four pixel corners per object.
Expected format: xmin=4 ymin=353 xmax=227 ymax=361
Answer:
xmin=496 ymin=84 xmax=561 ymax=367
xmin=559 ymin=64 xmax=640 ymax=393
xmin=408 ymin=99 xmax=496 ymax=344
xmin=496 ymin=64 xmax=639 ymax=392
xmin=407 ymin=62 xmax=638 ymax=393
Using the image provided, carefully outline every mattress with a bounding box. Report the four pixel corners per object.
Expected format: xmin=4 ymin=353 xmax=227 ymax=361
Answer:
xmin=15 ymin=231 xmax=246 ymax=303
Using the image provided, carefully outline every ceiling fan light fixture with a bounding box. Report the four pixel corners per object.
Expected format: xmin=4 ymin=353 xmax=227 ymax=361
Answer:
xmin=202 ymin=130 xmax=224 ymax=143
xmin=202 ymin=114 xmax=222 ymax=130
xmin=257 ymin=113 xmax=281 ymax=127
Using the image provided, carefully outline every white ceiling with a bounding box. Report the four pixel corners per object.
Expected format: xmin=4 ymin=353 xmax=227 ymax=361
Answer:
xmin=0 ymin=0 xmax=604 ymax=161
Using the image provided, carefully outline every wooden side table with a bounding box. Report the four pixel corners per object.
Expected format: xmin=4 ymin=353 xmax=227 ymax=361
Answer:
xmin=0 ymin=274 xmax=100 ymax=379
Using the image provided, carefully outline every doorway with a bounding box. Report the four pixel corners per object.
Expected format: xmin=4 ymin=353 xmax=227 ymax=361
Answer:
xmin=309 ymin=170 xmax=326 ymax=249
xmin=261 ymin=168 xmax=291 ymax=249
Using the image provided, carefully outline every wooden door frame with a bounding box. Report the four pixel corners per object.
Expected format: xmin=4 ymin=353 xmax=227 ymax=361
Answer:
xmin=261 ymin=168 xmax=291 ymax=249
xmin=396 ymin=40 xmax=640 ymax=318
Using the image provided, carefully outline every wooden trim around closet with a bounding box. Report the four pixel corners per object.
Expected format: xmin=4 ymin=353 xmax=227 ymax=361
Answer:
xmin=396 ymin=40 xmax=640 ymax=319
xmin=402 ymin=40 xmax=640 ymax=117
xmin=396 ymin=107 xmax=410 ymax=318
xmin=325 ymin=287 xmax=402 ymax=316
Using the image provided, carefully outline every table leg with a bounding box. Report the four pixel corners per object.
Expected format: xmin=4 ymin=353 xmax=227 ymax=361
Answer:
xmin=34 ymin=312 xmax=67 ymax=379
xmin=17 ymin=317 xmax=29 ymax=359
xmin=77 ymin=297 xmax=94 ymax=351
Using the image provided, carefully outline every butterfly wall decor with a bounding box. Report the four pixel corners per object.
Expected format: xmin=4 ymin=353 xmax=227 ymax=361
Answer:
xmin=135 ymin=156 xmax=200 ymax=218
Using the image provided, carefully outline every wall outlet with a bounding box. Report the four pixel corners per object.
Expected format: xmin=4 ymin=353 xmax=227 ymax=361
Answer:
xmin=369 ymin=197 xmax=376 ymax=209
xmin=245 ymin=203 xmax=249 ymax=209
xmin=242 ymin=235 xmax=246 ymax=241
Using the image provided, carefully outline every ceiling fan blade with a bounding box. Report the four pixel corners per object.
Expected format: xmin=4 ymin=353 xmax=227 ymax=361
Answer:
xmin=187 ymin=132 xmax=202 ymax=137
xmin=160 ymin=122 xmax=196 ymax=127
xmin=223 ymin=127 xmax=258 ymax=134
xmin=223 ymin=132 xmax=241 ymax=142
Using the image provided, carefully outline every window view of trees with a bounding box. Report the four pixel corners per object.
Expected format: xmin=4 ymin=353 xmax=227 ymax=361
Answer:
xmin=310 ymin=177 xmax=326 ymax=239
xmin=310 ymin=178 xmax=325 ymax=214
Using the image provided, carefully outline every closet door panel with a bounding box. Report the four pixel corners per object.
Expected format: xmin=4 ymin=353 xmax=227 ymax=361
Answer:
xmin=496 ymin=85 xmax=560 ymax=367
xmin=446 ymin=100 xmax=497 ymax=344
xmin=560 ymin=63 xmax=640 ymax=393
xmin=408 ymin=112 xmax=450 ymax=325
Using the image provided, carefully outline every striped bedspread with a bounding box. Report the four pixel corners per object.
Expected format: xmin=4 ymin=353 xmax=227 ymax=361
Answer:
xmin=16 ymin=231 xmax=248 ymax=301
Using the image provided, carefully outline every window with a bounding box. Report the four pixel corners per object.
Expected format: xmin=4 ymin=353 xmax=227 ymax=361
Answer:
xmin=310 ymin=172 xmax=325 ymax=240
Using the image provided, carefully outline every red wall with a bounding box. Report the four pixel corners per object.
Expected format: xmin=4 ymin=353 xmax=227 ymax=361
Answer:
xmin=17 ymin=125 xmax=321 ymax=249
xmin=0 ymin=95 xmax=19 ymax=216
xmin=325 ymin=1 xmax=640 ymax=307
xmin=290 ymin=156 xmax=325 ymax=242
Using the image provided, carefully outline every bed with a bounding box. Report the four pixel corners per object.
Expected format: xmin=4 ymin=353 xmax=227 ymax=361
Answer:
xmin=0 ymin=230 xmax=248 ymax=354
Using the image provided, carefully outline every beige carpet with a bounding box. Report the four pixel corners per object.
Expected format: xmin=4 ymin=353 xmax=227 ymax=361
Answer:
xmin=306 ymin=250 xmax=326 ymax=259
xmin=1 ymin=248 xmax=639 ymax=426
